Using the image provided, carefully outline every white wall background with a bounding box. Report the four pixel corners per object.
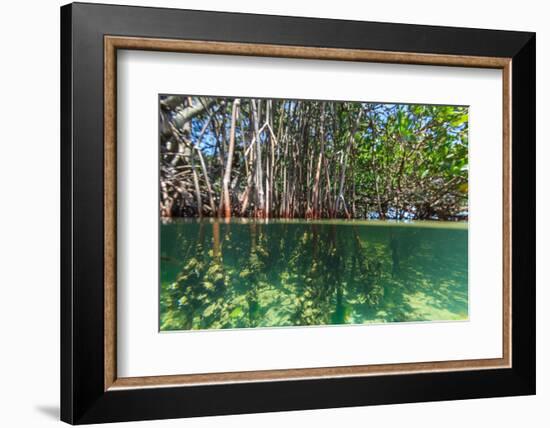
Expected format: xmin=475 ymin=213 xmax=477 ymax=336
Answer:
xmin=0 ymin=0 xmax=546 ymax=426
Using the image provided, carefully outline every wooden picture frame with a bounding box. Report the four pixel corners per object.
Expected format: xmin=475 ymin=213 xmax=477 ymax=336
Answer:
xmin=61 ymin=2 xmax=535 ymax=424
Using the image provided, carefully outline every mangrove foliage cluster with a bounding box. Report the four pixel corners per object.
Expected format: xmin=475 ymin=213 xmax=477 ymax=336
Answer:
xmin=160 ymin=96 xmax=468 ymax=220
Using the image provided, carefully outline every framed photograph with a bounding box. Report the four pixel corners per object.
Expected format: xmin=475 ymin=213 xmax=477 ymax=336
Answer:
xmin=61 ymin=2 xmax=535 ymax=424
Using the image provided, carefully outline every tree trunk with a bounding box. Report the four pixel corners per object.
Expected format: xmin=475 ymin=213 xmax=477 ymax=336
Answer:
xmin=335 ymin=109 xmax=363 ymax=216
xmin=251 ymin=100 xmax=265 ymax=217
xmin=221 ymin=99 xmax=240 ymax=218
xmin=312 ymin=104 xmax=325 ymax=218
xmin=190 ymin=153 xmax=202 ymax=217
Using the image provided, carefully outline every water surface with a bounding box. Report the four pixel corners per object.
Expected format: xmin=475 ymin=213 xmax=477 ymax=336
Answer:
xmin=160 ymin=219 xmax=468 ymax=331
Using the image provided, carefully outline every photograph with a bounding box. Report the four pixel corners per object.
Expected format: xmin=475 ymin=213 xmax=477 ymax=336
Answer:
xmin=159 ymin=95 xmax=469 ymax=331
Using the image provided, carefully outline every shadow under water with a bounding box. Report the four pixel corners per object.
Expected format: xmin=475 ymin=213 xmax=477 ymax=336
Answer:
xmin=160 ymin=219 xmax=468 ymax=331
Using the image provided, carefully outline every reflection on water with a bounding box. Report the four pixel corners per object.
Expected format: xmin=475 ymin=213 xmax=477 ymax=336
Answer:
xmin=160 ymin=219 xmax=468 ymax=331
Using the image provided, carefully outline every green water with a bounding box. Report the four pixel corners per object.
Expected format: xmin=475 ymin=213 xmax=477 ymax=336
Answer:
xmin=160 ymin=219 xmax=468 ymax=331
